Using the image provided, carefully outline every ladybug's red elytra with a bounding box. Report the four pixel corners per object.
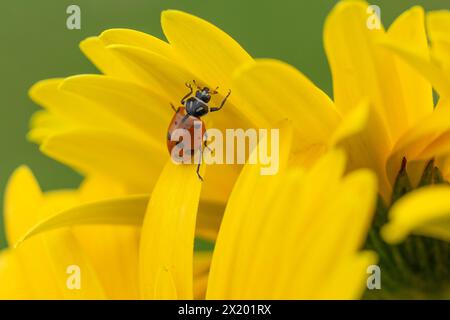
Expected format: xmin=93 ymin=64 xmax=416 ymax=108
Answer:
xmin=167 ymin=80 xmax=231 ymax=181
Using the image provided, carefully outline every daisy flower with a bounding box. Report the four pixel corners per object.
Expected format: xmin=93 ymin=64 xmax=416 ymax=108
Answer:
xmin=11 ymin=6 xmax=375 ymax=300
xmin=27 ymin=8 xmax=364 ymax=266
xmin=5 ymin=0 xmax=450 ymax=299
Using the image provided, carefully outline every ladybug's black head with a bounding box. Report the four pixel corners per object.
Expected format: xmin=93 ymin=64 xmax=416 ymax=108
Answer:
xmin=196 ymin=87 xmax=212 ymax=103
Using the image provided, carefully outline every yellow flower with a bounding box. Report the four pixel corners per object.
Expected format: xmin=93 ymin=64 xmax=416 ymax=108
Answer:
xmin=0 ymin=166 xmax=123 ymax=299
xmin=27 ymin=5 xmax=367 ymax=273
xmin=29 ymin=9 xmax=366 ymax=207
xmin=15 ymin=7 xmax=380 ymax=300
xmin=9 ymin=0 xmax=450 ymax=299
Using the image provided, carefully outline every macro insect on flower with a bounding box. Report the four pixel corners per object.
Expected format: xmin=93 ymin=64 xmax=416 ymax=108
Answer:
xmin=2 ymin=0 xmax=450 ymax=300
xmin=167 ymin=80 xmax=231 ymax=180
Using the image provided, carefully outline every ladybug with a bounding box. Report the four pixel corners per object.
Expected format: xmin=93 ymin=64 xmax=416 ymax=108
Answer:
xmin=167 ymin=80 xmax=231 ymax=181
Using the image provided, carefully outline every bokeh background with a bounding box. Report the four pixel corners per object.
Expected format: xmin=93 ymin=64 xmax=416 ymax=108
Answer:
xmin=0 ymin=0 xmax=447 ymax=249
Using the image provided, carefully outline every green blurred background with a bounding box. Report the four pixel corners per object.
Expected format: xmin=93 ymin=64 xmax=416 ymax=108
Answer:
xmin=0 ymin=0 xmax=447 ymax=249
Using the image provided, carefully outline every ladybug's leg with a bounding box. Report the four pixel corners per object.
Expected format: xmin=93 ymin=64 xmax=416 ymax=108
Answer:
xmin=181 ymin=82 xmax=194 ymax=104
xmin=196 ymin=149 xmax=204 ymax=182
xmin=170 ymin=103 xmax=178 ymax=112
xmin=196 ymin=162 xmax=203 ymax=181
xmin=203 ymin=132 xmax=212 ymax=152
xmin=210 ymin=89 xmax=231 ymax=112
xmin=203 ymin=140 xmax=212 ymax=152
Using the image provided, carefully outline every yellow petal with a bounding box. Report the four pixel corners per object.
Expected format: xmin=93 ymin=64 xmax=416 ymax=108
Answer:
xmin=427 ymin=11 xmax=450 ymax=69
xmin=99 ymin=28 xmax=175 ymax=59
xmin=324 ymin=0 xmax=404 ymax=141
xmin=3 ymin=168 xmax=106 ymax=299
xmin=382 ymin=186 xmax=450 ymax=243
xmin=329 ymin=100 xmax=370 ymax=147
xmin=140 ymin=160 xmax=204 ymax=299
xmin=28 ymin=110 xmax=75 ymax=144
xmin=4 ymin=166 xmax=42 ymax=245
xmin=59 ymin=74 xmax=171 ymax=149
xmin=73 ymin=225 xmax=140 ymax=299
xmin=428 ymin=10 xmax=450 ymax=39
xmin=80 ymin=37 xmax=140 ymax=82
xmin=107 ymin=44 xmax=199 ymax=103
xmin=19 ymin=195 xmax=149 ymax=243
xmin=41 ymin=129 xmax=166 ymax=192
xmin=29 ymin=78 xmax=132 ymax=134
xmin=207 ymin=147 xmax=377 ymax=299
xmin=233 ymin=59 xmax=341 ymax=150
xmin=316 ymin=252 xmax=377 ymax=299
xmin=338 ymin=103 xmax=392 ymax=202
xmin=161 ymin=10 xmax=252 ymax=91
xmin=79 ymin=175 xmax=127 ymax=201
xmin=386 ymin=6 xmax=433 ymax=126
xmin=0 ymin=250 xmax=32 ymax=299
xmin=207 ymin=123 xmax=293 ymax=298
xmin=379 ymin=36 xmax=450 ymax=99
xmin=3 ymin=232 xmax=106 ymax=300
xmin=288 ymin=169 xmax=377 ymax=298
xmin=22 ymin=230 xmax=106 ymax=299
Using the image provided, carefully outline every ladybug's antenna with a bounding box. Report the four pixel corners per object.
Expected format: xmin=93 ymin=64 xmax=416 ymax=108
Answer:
xmin=192 ymin=80 xmax=202 ymax=90
xmin=211 ymin=86 xmax=219 ymax=94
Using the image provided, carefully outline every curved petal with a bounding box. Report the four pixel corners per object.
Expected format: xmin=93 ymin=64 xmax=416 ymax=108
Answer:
xmin=427 ymin=11 xmax=450 ymax=69
xmin=106 ymin=44 xmax=199 ymax=102
xmin=4 ymin=166 xmax=42 ymax=245
xmin=18 ymin=195 xmax=149 ymax=244
xmin=28 ymin=110 xmax=76 ymax=144
xmin=0 ymin=250 xmax=31 ymax=299
xmin=161 ymin=10 xmax=252 ymax=90
xmin=40 ymin=129 xmax=166 ymax=192
xmin=29 ymin=79 xmax=134 ymax=135
xmin=80 ymin=37 xmax=140 ymax=82
xmin=139 ymin=160 xmax=204 ymax=299
xmin=207 ymin=147 xmax=377 ymax=299
xmin=386 ymin=6 xmax=434 ymax=126
xmin=382 ymin=186 xmax=450 ymax=243
xmin=73 ymin=225 xmax=140 ymax=299
xmin=59 ymin=75 xmax=172 ymax=147
xmin=329 ymin=100 xmax=370 ymax=147
xmin=233 ymin=59 xmax=341 ymax=150
xmin=428 ymin=10 xmax=450 ymax=39
xmin=324 ymin=1 xmax=400 ymax=140
xmin=99 ymin=28 xmax=175 ymax=59
xmin=3 ymin=167 xmax=106 ymax=299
